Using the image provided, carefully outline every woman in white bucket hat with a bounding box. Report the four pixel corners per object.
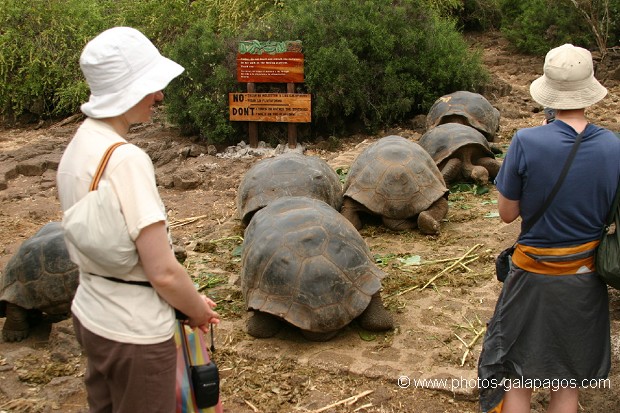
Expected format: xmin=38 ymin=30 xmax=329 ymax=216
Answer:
xmin=57 ymin=27 xmax=220 ymax=412
xmin=478 ymin=44 xmax=620 ymax=413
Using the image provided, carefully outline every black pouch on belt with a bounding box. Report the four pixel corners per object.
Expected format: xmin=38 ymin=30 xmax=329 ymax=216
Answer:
xmin=495 ymin=246 xmax=515 ymax=282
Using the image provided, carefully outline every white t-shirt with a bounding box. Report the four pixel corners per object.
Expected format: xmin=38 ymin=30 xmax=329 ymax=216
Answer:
xmin=57 ymin=118 xmax=175 ymax=344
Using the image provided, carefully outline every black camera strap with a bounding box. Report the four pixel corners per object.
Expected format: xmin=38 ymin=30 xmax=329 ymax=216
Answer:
xmin=180 ymin=322 xmax=216 ymax=366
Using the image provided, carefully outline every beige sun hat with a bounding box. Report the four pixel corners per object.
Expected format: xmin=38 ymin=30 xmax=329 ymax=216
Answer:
xmin=529 ymin=43 xmax=607 ymax=110
xmin=79 ymin=27 xmax=184 ymax=118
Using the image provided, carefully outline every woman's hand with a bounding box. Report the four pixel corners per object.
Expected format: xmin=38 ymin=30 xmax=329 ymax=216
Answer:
xmin=189 ymin=295 xmax=220 ymax=334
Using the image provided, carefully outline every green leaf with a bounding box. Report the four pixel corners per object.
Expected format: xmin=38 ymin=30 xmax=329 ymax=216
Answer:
xmin=474 ymin=185 xmax=490 ymax=195
xmin=398 ymin=255 xmax=422 ymax=266
xmin=358 ymin=329 xmax=377 ymax=341
xmin=484 ymin=212 xmax=500 ymax=218
xmin=232 ymin=245 xmax=243 ymax=257
xmin=374 ymin=253 xmax=395 ymax=266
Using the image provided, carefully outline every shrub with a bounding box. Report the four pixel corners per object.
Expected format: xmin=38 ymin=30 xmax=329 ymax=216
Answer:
xmin=0 ymin=0 xmax=107 ymax=119
xmin=238 ymin=0 xmax=489 ymax=136
xmin=461 ymin=0 xmax=503 ymax=31
xmin=1 ymin=0 xmax=490 ymax=143
xmin=500 ymin=0 xmax=597 ymax=54
xmin=163 ymin=21 xmax=241 ymax=143
xmin=0 ymin=0 xmax=222 ymax=121
xmin=431 ymin=0 xmax=502 ymax=31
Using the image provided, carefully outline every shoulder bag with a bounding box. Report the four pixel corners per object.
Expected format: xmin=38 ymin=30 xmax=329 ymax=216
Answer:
xmin=62 ymin=142 xmax=139 ymax=276
xmin=595 ymin=182 xmax=620 ymax=289
xmin=176 ymin=322 xmax=222 ymax=412
xmin=495 ymin=130 xmax=584 ymax=282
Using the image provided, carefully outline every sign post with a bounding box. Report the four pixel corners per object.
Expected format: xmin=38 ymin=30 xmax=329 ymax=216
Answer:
xmin=230 ymin=41 xmax=310 ymax=148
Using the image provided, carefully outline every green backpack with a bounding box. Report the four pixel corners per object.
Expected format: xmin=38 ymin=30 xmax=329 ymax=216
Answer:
xmin=596 ymin=179 xmax=620 ymax=289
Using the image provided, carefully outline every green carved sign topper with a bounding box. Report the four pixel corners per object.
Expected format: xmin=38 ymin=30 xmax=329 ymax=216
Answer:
xmin=238 ymin=40 xmax=302 ymax=55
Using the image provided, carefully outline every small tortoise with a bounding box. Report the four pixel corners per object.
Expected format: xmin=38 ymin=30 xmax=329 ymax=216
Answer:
xmin=0 ymin=222 xmax=79 ymax=342
xmin=426 ymin=91 xmax=500 ymax=142
xmin=237 ymin=152 xmax=343 ymax=225
xmin=341 ymin=135 xmax=449 ymax=235
xmin=241 ymin=196 xmax=393 ymax=341
xmin=418 ymin=123 xmax=500 ymax=186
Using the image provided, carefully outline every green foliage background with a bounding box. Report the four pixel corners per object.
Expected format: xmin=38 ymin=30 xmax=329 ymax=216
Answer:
xmin=500 ymin=0 xmax=620 ymax=54
xmin=0 ymin=0 xmax=617 ymax=143
xmin=236 ymin=0 xmax=488 ymax=137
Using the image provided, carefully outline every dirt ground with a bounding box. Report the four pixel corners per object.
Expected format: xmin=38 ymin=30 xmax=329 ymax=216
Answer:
xmin=1 ymin=32 xmax=620 ymax=413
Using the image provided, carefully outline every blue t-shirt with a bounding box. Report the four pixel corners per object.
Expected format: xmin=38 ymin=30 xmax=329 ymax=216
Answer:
xmin=495 ymin=120 xmax=620 ymax=247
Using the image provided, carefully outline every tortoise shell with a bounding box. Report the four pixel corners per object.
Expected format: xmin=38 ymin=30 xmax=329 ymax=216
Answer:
xmin=237 ymin=152 xmax=343 ymax=225
xmin=426 ymin=91 xmax=500 ymax=141
xmin=241 ymin=196 xmax=384 ymax=333
xmin=419 ymin=123 xmax=495 ymax=165
xmin=1 ymin=222 xmax=78 ymax=315
xmin=343 ymin=135 xmax=447 ymax=219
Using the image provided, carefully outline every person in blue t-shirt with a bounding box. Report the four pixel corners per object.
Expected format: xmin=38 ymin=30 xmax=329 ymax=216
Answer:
xmin=478 ymin=44 xmax=620 ymax=413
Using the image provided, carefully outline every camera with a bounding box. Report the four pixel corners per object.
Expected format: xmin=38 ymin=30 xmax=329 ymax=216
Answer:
xmin=544 ymin=107 xmax=556 ymax=123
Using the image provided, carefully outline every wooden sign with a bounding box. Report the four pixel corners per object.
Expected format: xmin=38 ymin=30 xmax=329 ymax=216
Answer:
xmin=236 ymin=40 xmax=304 ymax=83
xmin=229 ymin=93 xmax=311 ymax=123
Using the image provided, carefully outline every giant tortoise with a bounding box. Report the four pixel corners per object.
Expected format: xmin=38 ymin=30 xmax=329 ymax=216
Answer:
xmin=0 ymin=222 xmax=79 ymax=342
xmin=419 ymin=123 xmax=500 ymax=186
xmin=237 ymin=152 xmax=343 ymax=225
xmin=426 ymin=91 xmax=500 ymax=142
xmin=341 ymin=135 xmax=449 ymax=235
xmin=241 ymin=196 xmax=393 ymax=341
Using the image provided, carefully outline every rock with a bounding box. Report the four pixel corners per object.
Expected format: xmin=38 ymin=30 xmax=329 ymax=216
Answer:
xmin=49 ymin=319 xmax=82 ymax=361
xmin=172 ymin=168 xmax=202 ymax=190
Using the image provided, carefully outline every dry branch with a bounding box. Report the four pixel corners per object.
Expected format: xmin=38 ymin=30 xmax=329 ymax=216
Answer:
xmin=459 ymin=327 xmax=486 ymax=367
xmin=169 ymin=214 xmax=208 ymax=228
xmin=412 ymin=254 xmax=478 ymax=266
xmin=244 ymin=399 xmax=259 ymax=412
xmin=309 ymin=390 xmax=374 ymax=413
xmin=390 ymin=285 xmax=419 ymax=297
xmin=420 ymin=244 xmax=483 ymax=290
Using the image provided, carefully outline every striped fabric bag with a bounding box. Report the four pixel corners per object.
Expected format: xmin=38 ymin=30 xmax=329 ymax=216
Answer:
xmin=175 ymin=322 xmax=224 ymax=413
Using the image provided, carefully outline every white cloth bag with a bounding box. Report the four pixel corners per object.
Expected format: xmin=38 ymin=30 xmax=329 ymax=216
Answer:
xmin=62 ymin=142 xmax=138 ymax=275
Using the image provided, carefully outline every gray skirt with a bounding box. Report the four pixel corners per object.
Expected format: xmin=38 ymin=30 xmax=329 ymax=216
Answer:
xmin=478 ymin=268 xmax=611 ymax=412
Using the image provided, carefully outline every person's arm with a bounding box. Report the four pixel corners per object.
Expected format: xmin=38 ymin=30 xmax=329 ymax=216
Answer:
xmin=135 ymin=221 xmax=220 ymax=333
xmin=498 ymin=193 xmax=520 ymax=223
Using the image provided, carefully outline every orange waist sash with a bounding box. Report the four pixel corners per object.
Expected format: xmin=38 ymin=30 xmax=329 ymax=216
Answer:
xmin=512 ymin=240 xmax=600 ymax=275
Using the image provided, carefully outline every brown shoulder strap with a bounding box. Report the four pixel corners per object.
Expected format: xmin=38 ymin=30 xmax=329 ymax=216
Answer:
xmin=180 ymin=323 xmax=196 ymax=366
xmin=89 ymin=142 xmax=127 ymax=191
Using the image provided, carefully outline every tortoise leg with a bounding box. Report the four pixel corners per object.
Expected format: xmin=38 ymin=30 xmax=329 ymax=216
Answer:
xmin=440 ymin=157 xmax=462 ymax=185
xmin=357 ymin=292 xmax=393 ymax=332
xmin=300 ymin=329 xmax=339 ymax=342
xmin=3 ymin=303 xmax=30 ymax=342
xmin=489 ymin=143 xmax=503 ymax=155
xmin=458 ymin=146 xmax=488 ymax=185
xmin=417 ymin=197 xmax=448 ymax=235
xmin=463 ymin=163 xmax=490 ymax=185
xmin=246 ymin=311 xmax=283 ymax=338
xmin=340 ymin=198 xmax=363 ymax=230
xmin=475 ymin=157 xmax=501 ymax=181
xmin=382 ymin=217 xmax=417 ymax=231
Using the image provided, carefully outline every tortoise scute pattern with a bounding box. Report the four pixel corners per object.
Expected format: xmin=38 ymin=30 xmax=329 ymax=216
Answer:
xmin=419 ymin=123 xmax=500 ymax=185
xmin=426 ymin=91 xmax=500 ymax=141
xmin=241 ymin=197 xmax=384 ymax=333
xmin=419 ymin=123 xmax=494 ymax=165
xmin=1 ymin=222 xmax=78 ymax=314
xmin=237 ymin=152 xmax=343 ymax=224
xmin=344 ymin=136 xmax=447 ymax=218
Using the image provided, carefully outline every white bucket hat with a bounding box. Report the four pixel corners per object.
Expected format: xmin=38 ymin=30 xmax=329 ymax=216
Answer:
xmin=80 ymin=27 xmax=184 ymax=118
xmin=529 ymin=43 xmax=607 ymax=110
